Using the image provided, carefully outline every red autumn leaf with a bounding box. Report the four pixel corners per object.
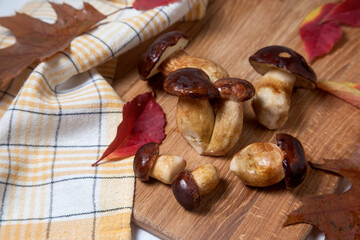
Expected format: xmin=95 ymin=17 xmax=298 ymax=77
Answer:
xmin=0 ymin=2 xmax=106 ymax=88
xmin=318 ymin=81 xmax=360 ymax=108
xmin=323 ymin=0 xmax=360 ymax=27
xmin=92 ymin=92 xmax=166 ymax=166
xmin=283 ymin=146 xmax=360 ymax=239
xmin=299 ymin=3 xmax=342 ymax=61
xmin=133 ymin=0 xmax=181 ymax=10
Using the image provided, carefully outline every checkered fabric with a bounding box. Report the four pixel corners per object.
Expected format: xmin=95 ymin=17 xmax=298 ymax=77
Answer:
xmin=0 ymin=0 xmax=208 ymax=239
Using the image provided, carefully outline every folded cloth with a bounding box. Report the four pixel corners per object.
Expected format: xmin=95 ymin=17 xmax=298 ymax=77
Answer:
xmin=0 ymin=0 xmax=208 ymax=239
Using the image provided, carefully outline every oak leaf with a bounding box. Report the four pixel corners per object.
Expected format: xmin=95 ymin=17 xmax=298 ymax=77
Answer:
xmin=318 ymin=81 xmax=360 ymax=109
xmin=133 ymin=0 xmax=181 ymax=10
xmin=284 ymin=146 xmax=360 ymax=240
xmin=0 ymin=2 xmax=106 ymax=88
xmin=92 ymin=92 xmax=166 ymax=166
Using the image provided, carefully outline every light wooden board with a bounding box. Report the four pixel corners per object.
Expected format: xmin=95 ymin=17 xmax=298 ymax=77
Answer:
xmin=113 ymin=0 xmax=360 ymax=239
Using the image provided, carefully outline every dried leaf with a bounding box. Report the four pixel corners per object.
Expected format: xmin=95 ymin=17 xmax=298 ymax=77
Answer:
xmin=133 ymin=0 xmax=181 ymax=10
xmin=0 ymin=2 xmax=106 ymax=88
xmin=299 ymin=3 xmax=342 ymax=61
xmin=323 ymin=0 xmax=360 ymax=27
xmin=318 ymin=81 xmax=360 ymax=108
xmin=284 ymin=146 xmax=360 ymax=240
xmin=92 ymin=92 xmax=166 ymax=166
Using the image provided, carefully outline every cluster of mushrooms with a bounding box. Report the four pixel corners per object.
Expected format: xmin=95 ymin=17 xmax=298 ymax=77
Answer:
xmin=133 ymin=31 xmax=317 ymax=210
xmin=134 ymin=142 xmax=219 ymax=210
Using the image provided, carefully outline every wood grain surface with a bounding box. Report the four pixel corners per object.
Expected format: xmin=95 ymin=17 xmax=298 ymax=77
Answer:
xmin=113 ymin=0 xmax=360 ymax=239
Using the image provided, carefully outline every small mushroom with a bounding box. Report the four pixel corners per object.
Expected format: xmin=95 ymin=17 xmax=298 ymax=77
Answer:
xmin=139 ymin=31 xmax=190 ymax=80
xmin=133 ymin=142 xmax=186 ymax=185
xmin=249 ymin=46 xmax=317 ymax=129
xmin=172 ymin=164 xmax=219 ymax=210
xmin=214 ymin=78 xmax=255 ymax=102
xmin=230 ymin=133 xmax=307 ymax=188
xmin=139 ymin=31 xmax=254 ymax=156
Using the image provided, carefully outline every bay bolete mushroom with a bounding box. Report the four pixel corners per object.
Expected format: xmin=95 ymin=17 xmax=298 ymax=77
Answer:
xmin=249 ymin=46 xmax=317 ymax=129
xmin=230 ymin=133 xmax=307 ymax=188
xmin=164 ymin=68 xmax=254 ymax=155
xmin=214 ymin=78 xmax=255 ymax=103
xmin=139 ymin=31 xmax=190 ymax=80
xmin=133 ymin=142 xmax=186 ymax=184
xmin=172 ymin=163 xmax=220 ymax=210
xmin=139 ymin=31 xmax=254 ymax=156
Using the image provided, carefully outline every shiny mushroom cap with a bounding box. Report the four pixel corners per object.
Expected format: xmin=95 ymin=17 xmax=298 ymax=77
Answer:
xmin=249 ymin=45 xmax=317 ymax=89
xmin=172 ymin=170 xmax=201 ymax=210
xmin=163 ymin=68 xmax=220 ymax=99
xmin=276 ymin=133 xmax=307 ymax=188
xmin=214 ymin=78 xmax=255 ymax=102
xmin=133 ymin=142 xmax=159 ymax=181
xmin=138 ymin=31 xmax=190 ymax=80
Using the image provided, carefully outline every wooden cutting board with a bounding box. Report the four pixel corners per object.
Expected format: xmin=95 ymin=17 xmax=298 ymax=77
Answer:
xmin=113 ymin=0 xmax=360 ymax=239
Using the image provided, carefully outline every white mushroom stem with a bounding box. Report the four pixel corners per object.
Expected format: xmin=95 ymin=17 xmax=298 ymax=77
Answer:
xmin=150 ymin=155 xmax=186 ymax=184
xmin=252 ymin=69 xmax=296 ymax=129
xmin=160 ymin=51 xmax=243 ymax=156
xmin=206 ymin=100 xmax=243 ymax=156
xmin=230 ymin=142 xmax=285 ymax=187
xmin=176 ymin=98 xmax=214 ymax=154
xmin=191 ymin=164 xmax=220 ymax=196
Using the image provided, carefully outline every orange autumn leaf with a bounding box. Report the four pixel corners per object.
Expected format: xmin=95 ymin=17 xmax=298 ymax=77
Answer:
xmin=318 ymin=81 xmax=360 ymax=108
xmin=0 ymin=2 xmax=106 ymax=88
xmin=284 ymin=145 xmax=360 ymax=239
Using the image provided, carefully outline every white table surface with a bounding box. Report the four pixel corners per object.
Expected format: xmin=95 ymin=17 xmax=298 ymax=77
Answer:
xmin=0 ymin=1 xmax=336 ymax=239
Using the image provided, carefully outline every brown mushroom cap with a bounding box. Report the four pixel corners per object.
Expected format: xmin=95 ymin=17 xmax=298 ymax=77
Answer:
xmin=214 ymin=78 xmax=255 ymax=102
xmin=138 ymin=31 xmax=190 ymax=80
xmin=164 ymin=68 xmax=220 ymax=99
xmin=276 ymin=133 xmax=307 ymax=188
xmin=172 ymin=170 xmax=201 ymax=210
xmin=249 ymin=46 xmax=317 ymax=89
xmin=133 ymin=142 xmax=159 ymax=181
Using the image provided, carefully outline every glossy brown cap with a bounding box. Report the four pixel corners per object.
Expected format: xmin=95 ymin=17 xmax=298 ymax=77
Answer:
xmin=249 ymin=46 xmax=317 ymax=89
xmin=214 ymin=78 xmax=255 ymax=102
xmin=138 ymin=31 xmax=190 ymax=80
xmin=276 ymin=133 xmax=307 ymax=188
xmin=164 ymin=68 xmax=220 ymax=99
xmin=172 ymin=170 xmax=201 ymax=210
xmin=133 ymin=142 xmax=159 ymax=181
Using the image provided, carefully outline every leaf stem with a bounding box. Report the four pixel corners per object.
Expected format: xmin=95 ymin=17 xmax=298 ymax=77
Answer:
xmin=91 ymin=159 xmax=103 ymax=167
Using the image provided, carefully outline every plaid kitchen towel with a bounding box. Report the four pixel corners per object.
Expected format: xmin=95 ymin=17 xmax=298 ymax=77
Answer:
xmin=0 ymin=0 xmax=208 ymax=239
